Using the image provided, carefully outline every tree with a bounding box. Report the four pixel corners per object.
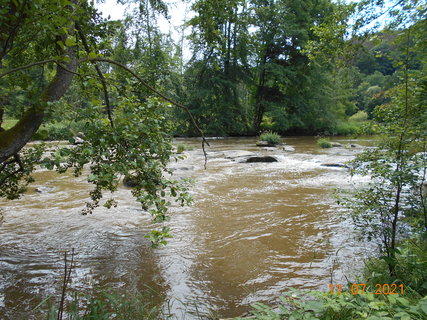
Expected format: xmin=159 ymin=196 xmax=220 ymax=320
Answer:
xmin=250 ymin=0 xmax=347 ymax=134
xmin=343 ymin=0 xmax=427 ymax=275
xmin=0 ymin=0 xmax=201 ymax=245
xmin=183 ymin=0 xmax=252 ymax=136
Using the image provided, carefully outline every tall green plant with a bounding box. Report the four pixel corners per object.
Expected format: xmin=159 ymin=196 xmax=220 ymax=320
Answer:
xmin=346 ymin=25 xmax=426 ymax=275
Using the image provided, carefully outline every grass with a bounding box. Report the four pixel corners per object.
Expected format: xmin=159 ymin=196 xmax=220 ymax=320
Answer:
xmin=2 ymin=118 xmax=85 ymax=141
xmin=2 ymin=118 xmax=18 ymax=129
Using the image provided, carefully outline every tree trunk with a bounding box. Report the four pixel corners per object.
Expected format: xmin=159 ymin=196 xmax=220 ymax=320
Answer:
xmin=253 ymin=55 xmax=267 ymax=133
xmin=0 ymin=44 xmax=77 ymax=164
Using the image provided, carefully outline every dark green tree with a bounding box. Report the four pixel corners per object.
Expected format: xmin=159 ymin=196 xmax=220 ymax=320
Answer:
xmin=250 ymin=0 xmax=351 ymax=134
xmin=344 ymin=0 xmax=427 ymax=275
xmin=183 ymin=0 xmax=252 ymax=136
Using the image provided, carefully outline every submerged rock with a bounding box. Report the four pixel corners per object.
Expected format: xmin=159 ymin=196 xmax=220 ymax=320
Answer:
xmin=244 ymin=156 xmax=278 ymax=163
xmin=173 ymin=166 xmax=195 ymax=171
xmin=256 ymin=140 xmax=281 ymax=147
xmin=283 ymin=145 xmax=295 ymax=152
xmin=330 ymin=142 xmax=343 ymax=147
xmin=35 ymin=186 xmax=56 ymax=193
xmin=320 ymin=163 xmax=349 ymax=169
xmin=223 ymin=150 xmax=256 ymax=159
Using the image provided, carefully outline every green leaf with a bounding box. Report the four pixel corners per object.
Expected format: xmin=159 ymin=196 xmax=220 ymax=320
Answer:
xmin=420 ymin=299 xmax=427 ymax=314
xmin=88 ymin=51 xmax=98 ymax=59
xmin=396 ymin=297 xmax=410 ymax=306
xmin=88 ymin=174 xmax=98 ymax=182
xmin=65 ymin=36 xmax=76 ymax=47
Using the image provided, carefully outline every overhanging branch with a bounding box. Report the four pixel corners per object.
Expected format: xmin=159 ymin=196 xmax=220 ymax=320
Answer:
xmin=0 ymin=55 xmax=210 ymax=167
xmin=92 ymin=57 xmax=210 ymax=168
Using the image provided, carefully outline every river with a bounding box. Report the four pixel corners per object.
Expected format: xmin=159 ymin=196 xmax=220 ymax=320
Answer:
xmin=0 ymin=137 xmax=374 ymax=319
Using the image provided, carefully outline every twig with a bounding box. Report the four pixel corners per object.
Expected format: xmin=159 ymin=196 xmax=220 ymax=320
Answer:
xmin=0 ymin=59 xmax=56 ymax=78
xmin=76 ymin=23 xmax=114 ymax=128
xmin=57 ymin=248 xmax=75 ymax=320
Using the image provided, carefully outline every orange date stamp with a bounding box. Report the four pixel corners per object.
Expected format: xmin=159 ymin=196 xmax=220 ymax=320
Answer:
xmin=329 ymin=283 xmax=404 ymax=295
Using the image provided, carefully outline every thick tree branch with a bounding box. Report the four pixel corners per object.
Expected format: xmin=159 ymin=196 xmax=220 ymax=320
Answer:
xmin=0 ymin=59 xmax=56 ymax=78
xmin=0 ymin=40 xmax=77 ymax=164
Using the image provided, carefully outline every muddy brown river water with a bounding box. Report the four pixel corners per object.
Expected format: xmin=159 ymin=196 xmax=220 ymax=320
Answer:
xmin=0 ymin=137 xmax=375 ymax=319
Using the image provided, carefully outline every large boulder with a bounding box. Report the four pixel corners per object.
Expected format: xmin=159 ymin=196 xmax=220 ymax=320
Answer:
xmin=244 ymin=156 xmax=278 ymax=163
xmin=73 ymin=136 xmax=85 ymax=145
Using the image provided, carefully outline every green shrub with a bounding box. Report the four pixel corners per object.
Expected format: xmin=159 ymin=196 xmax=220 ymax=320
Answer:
xmin=349 ymin=110 xmax=369 ymax=122
xmin=33 ymin=121 xmax=86 ymax=141
xmin=317 ymin=138 xmax=332 ymax=148
xmin=363 ymin=239 xmax=427 ymax=297
xmin=259 ymin=115 xmax=275 ymax=131
xmin=243 ymin=289 xmax=427 ymax=320
xmin=38 ymin=289 xmax=164 ymax=320
xmin=333 ymin=121 xmax=361 ymax=135
xmin=176 ymin=143 xmax=185 ymax=154
xmin=259 ymin=131 xmax=282 ymax=145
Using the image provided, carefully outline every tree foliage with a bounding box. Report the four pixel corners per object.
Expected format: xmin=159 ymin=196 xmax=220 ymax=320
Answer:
xmin=0 ymin=0 xmax=195 ymax=245
xmin=343 ymin=1 xmax=427 ymax=275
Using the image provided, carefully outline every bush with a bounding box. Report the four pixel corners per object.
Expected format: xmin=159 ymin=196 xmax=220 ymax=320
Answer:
xmin=259 ymin=131 xmax=281 ymax=145
xmin=33 ymin=121 xmax=86 ymax=141
xmin=363 ymin=239 xmax=427 ymax=297
xmin=317 ymin=138 xmax=332 ymax=148
xmin=320 ymin=121 xmax=362 ymax=136
xmin=38 ymin=289 xmax=164 ymax=320
xmin=349 ymin=110 xmax=369 ymax=122
xmin=176 ymin=143 xmax=185 ymax=154
xmin=243 ymin=289 xmax=427 ymax=320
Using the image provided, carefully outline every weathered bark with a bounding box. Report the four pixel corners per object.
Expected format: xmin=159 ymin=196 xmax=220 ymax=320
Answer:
xmin=0 ymin=43 xmax=77 ymax=164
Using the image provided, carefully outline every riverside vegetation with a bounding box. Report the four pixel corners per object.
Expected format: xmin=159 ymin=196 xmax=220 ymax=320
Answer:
xmin=0 ymin=0 xmax=426 ymax=319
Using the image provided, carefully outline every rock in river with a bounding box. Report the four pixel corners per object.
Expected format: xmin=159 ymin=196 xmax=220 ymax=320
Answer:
xmin=35 ymin=186 xmax=56 ymax=193
xmin=283 ymin=145 xmax=295 ymax=152
xmin=256 ymin=140 xmax=279 ymax=147
xmin=244 ymin=156 xmax=278 ymax=163
xmin=320 ymin=163 xmax=349 ymax=169
xmin=330 ymin=142 xmax=343 ymax=147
